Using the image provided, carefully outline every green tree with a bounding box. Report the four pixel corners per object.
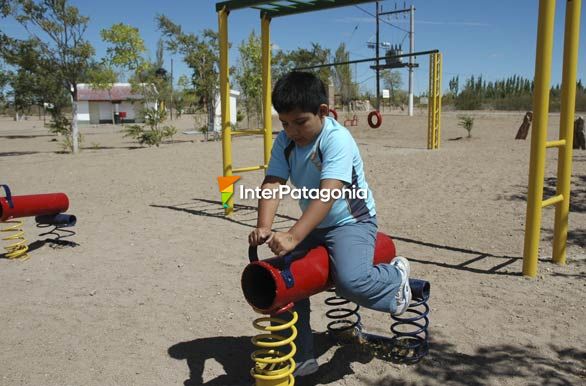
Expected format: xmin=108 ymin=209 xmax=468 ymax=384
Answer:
xmin=273 ymin=43 xmax=331 ymax=87
xmin=381 ymin=69 xmax=404 ymax=105
xmin=157 ymin=15 xmax=221 ymax=132
xmin=2 ymin=0 xmax=95 ymax=153
xmin=100 ymin=23 xmax=147 ymax=81
xmin=448 ymin=75 xmax=459 ymax=96
xmin=332 ymin=43 xmax=356 ymax=106
xmin=173 ymin=74 xmax=197 ymax=117
xmin=0 ymin=61 xmax=9 ymax=111
xmin=100 ymin=23 xmax=177 ymax=146
xmin=235 ymin=30 xmax=262 ymax=128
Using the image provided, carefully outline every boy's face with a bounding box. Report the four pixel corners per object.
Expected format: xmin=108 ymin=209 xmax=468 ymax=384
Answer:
xmin=278 ymin=104 xmax=329 ymax=146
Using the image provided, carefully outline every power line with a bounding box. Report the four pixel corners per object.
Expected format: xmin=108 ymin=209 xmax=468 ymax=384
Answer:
xmin=354 ymin=5 xmax=410 ymax=33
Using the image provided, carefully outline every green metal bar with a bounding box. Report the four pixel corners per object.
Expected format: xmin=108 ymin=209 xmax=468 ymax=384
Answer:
xmin=216 ymin=0 xmax=276 ymax=12
xmin=251 ymin=5 xmax=279 ymax=11
xmin=216 ymin=0 xmax=377 ymax=17
xmin=261 ymin=0 xmax=376 ymax=17
xmin=267 ymin=1 xmax=299 ymax=9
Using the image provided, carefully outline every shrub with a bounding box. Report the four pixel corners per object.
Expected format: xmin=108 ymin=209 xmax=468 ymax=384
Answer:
xmin=123 ymin=106 xmax=177 ymax=147
xmin=458 ymin=115 xmax=475 ymax=138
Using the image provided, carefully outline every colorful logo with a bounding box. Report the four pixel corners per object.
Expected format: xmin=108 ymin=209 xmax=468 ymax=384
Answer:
xmin=217 ymin=176 xmax=241 ymax=208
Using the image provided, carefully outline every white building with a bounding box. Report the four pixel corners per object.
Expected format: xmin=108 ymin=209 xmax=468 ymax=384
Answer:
xmin=213 ymin=89 xmax=240 ymax=133
xmin=76 ymin=83 xmax=155 ymax=124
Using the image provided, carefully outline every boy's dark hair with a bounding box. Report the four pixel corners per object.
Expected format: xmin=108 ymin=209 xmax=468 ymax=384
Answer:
xmin=272 ymin=71 xmax=328 ymax=114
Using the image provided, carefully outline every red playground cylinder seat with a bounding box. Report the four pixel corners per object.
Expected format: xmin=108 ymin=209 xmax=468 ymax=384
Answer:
xmin=241 ymin=232 xmax=396 ymax=314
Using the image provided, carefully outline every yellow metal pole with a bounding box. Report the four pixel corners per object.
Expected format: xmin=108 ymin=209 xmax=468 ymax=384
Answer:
xmin=261 ymin=15 xmax=273 ymax=171
xmin=219 ymin=8 xmax=234 ymax=215
xmin=553 ymin=0 xmax=582 ymax=265
xmin=522 ymin=0 xmax=556 ymax=277
xmin=427 ymin=54 xmax=434 ymax=150
xmin=436 ymin=53 xmax=442 ymax=149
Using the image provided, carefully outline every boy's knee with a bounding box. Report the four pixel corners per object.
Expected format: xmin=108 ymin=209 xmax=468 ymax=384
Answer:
xmin=335 ymin=273 xmax=374 ymax=302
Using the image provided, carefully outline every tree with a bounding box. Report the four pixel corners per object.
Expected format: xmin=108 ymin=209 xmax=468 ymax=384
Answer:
xmin=381 ymin=69 xmax=404 ymax=105
xmin=100 ymin=23 xmax=147 ymax=82
xmin=157 ymin=15 xmax=221 ymax=133
xmin=448 ymin=75 xmax=459 ymax=96
xmin=332 ymin=43 xmax=356 ymax=106
xmin=1 ymin=32 xmax=70 ymax=125
xmin=2 ymin=0 xmax=95 ymax=153
xmin=235 ymin=30 xmax=262 ymax=128
xmin=273 ymin=43 xmax=331 ymax=87
xmin=0 ymin=61 xmax=9 ymax=111
xmin=100 ymin=23 xmax=176 ymax=146
xmin=172 ymin=74 xmax=197 ymax=118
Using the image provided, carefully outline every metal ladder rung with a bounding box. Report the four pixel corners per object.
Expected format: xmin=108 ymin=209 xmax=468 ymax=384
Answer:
xmin=545 ymin=139 xmax=566 ymax=148
xmin=541 ymin=194 xmax=563 ymax=208
xmin=233 ymin=165 xmax=268 ymax=173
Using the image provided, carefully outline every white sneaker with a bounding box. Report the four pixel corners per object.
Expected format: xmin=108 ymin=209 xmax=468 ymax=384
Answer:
xmin=390 ymin=256 xmax=412 ymax=316
xmin=293 ymin=358 xmax=319 ymax=377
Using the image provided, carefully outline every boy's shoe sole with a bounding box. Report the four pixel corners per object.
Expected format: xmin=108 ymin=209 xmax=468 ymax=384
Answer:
xmin=293 ymin=358 xmax=319 ymax=377
xmin=390 ymin=256 xmax=412 ymax=316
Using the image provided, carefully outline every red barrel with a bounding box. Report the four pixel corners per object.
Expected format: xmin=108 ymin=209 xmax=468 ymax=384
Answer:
xmin=241 ymin=232 xmax=396 ymax=314
xmin=0 ymin=193 xmax=69 ymax=221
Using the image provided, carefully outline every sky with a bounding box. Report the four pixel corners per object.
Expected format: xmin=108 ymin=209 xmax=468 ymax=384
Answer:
xmin=2 ymin=0 xmax=585 ymax=95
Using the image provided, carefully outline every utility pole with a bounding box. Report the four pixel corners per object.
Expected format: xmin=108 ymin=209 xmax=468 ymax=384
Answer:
xmin=378 ymin=4 xmax=416 ymax=117
xmin=408 ymin=4 xmax=415 ymax=116
xmin=375 ymin=1 xmax=380 ymax=111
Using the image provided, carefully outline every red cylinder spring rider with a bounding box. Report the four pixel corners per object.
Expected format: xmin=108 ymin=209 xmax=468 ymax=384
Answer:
xmin=241 ymin=232 xmax=431 ymax=384
xmin=0 ymin=184 xmax=76 ymax=260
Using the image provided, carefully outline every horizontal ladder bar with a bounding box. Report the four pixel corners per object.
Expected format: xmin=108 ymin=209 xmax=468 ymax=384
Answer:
xmin=541 ymin=194 xmax=564 ymax=208
xmin=232 ymin=130 xmax=265 ymax=136
xmin=545 ymin=139 xmax=566 ymax=148
xmin=233 ymin=164 xmax=268 ymax=173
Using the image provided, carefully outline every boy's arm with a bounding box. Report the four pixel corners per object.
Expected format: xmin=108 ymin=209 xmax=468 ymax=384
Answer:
xmin=257 ymin=175 xmax=287 ymax=229
xmin=268 ymin=178 xmax=343 ymax=256
xmin=289 ymin=178 xmax=343 ymax=241
xmin=249 ymin=175 xmax=287 ymax=246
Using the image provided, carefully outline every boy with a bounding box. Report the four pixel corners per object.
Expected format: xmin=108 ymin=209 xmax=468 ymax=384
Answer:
xmin=248 ymin=71 xmax=411 ymax=377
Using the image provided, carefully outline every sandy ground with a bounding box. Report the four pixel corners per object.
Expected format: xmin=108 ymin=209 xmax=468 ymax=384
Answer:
xmin=0 ymin=110 xmax=585 ymax=386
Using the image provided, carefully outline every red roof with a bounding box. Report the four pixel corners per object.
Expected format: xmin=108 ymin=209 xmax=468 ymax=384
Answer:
xmin=76 ymin=83 xmax=148 ymax=101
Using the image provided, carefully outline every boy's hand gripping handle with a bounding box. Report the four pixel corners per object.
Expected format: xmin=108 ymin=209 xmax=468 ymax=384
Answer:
xmin=247 ymin=245 xmax=308 ymax=289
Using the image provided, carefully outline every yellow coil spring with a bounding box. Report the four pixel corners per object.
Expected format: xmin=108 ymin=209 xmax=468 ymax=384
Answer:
xmin=250 ymin=311 xmax=298 ymax=386
xmin=1 ymin=220 xmax=29 ymax=260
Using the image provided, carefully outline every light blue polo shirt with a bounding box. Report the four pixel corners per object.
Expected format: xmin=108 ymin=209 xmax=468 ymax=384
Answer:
xmin=267 ymin=116 xmax=376 ymax=228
